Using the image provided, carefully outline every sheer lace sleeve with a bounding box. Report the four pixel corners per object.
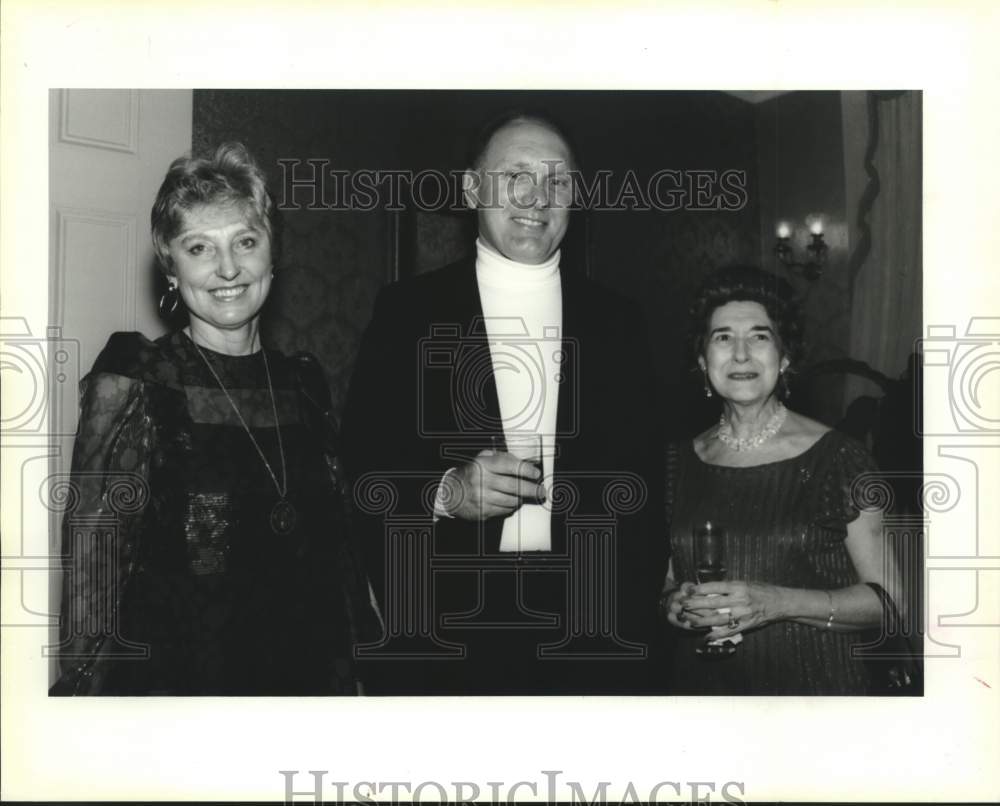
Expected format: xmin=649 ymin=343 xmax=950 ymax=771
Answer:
xmin=51 ymin=370 xmax=154 ymax=694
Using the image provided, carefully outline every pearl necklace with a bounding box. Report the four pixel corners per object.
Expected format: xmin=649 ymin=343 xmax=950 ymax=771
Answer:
xmin=716 ymin=402 xmax=787 ymax=452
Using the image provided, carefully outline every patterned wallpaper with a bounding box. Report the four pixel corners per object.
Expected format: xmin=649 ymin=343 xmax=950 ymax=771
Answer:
xmin=193 ymin=91 xmax=398 ymax=418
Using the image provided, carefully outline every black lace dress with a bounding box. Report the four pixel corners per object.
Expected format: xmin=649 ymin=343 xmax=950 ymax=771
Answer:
xmin=52 ymin=330 xmax=379 ymax=695
xmin=666 ymin=430 xmax=879 ymax=695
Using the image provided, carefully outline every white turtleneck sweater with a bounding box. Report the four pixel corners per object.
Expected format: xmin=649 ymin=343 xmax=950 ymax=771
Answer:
xmin=475 ymin=238 xmax=562 ymax=551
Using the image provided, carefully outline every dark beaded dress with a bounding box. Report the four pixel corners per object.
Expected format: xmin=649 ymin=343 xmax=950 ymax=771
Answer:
xmin=666 ymin=429 xmax=879 ymax=695
xmin=51 ymin=331 xmax=379 ymax=695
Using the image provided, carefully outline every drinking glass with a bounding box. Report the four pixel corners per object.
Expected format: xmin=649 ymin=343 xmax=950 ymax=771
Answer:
xmin=693 ymin=521 xmax=737 ymax=658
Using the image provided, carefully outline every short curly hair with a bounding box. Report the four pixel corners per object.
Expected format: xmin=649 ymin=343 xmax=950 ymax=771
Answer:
xmin=150 ymin=142 xmax=280 ymax=274
xmin=688 ymin=266 xmax=805 ymax=369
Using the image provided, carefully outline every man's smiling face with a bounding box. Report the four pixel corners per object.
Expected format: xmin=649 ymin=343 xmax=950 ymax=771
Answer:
xmin=466 ymin=120 xmax=574 ymax=265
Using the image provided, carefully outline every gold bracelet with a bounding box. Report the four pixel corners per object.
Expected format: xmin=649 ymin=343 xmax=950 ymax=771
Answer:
xmin=825 ymin=590 xmax=837 ymax=629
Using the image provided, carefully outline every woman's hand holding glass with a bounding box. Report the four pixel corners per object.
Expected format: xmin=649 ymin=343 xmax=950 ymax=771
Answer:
xmin=662 ymin=582 xmax=739 ymax=635
xmin=676 ymin=580 xmax=786 ymax=640
xmin=662 ymin=582 xmax=697 ymax=629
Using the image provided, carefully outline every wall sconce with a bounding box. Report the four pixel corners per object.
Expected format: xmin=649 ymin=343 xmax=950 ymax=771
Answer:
xmin=774 ymin=214 xmax=828 ymax=280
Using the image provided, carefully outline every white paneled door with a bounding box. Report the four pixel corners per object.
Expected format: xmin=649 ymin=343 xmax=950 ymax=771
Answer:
xmin=47 ymin=89 xmax=192 ymax=683
xmin=49 ymin=89 xmax=192 ymax=473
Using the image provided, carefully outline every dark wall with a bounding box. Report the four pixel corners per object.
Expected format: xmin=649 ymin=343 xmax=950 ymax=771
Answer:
xmin=194 ymin=91 xmax=402 ymax=416
xmin=193 ymin=90 xmax=761 ymax=431
xmin=755 ymin=91 xmax=852 ymax=425
xmin=576 ymin=92 xmax=762 ymax=435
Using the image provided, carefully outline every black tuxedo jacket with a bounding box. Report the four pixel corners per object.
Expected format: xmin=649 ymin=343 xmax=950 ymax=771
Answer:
xmin=342 ymin=257 xmax=668 ymax=694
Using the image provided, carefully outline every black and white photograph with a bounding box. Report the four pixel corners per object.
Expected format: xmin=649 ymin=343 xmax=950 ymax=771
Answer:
xmin=2 ymin=2 xmax=998 ymax=803
xmin=45 ymin=88 xmax=923 ymax=699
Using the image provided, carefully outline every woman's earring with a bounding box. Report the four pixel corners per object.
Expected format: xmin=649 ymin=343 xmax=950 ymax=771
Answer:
xmin=158 ymin=283 xmax=180 ymax=319
xmin=779 ymin=367 xmax=791 ymax=400
xmin=703 ymin=370 xmax=713 ymax=398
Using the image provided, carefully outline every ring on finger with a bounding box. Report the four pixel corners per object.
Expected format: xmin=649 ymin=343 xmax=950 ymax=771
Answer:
xmin=727 ymin=615 xmax=740 ymax=629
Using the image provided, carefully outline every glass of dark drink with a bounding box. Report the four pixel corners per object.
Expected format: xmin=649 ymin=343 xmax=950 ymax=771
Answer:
xmin=693 ymin=520 xmax=737 ymax=658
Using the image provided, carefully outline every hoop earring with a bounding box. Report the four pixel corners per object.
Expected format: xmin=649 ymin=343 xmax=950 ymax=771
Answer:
xmin=159 ymin=284 xmax=180 ymax=319
xmin=703 ymin=370 xmax=713 ymax=398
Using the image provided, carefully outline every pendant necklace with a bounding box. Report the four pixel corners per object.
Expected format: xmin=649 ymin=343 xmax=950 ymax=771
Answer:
xmin=717 ymin=402 xmax=788 ymax=452
xmin=188 ymin=332 xmax=297 ymax=536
